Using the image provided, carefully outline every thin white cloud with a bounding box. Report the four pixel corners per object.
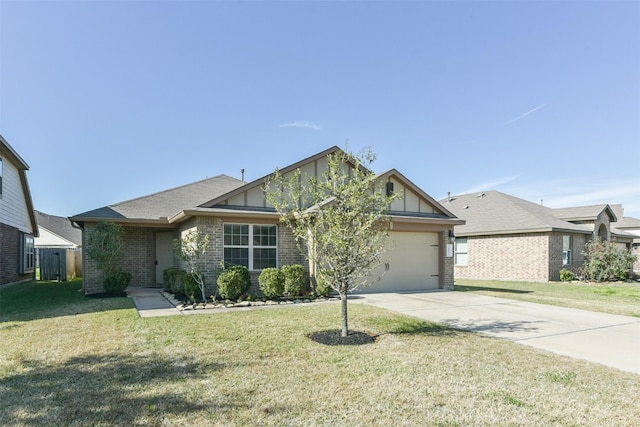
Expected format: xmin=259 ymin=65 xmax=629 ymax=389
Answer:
xmin=462 ymin=175 xmax=520 ymax=194
xmin=278 ymin=121 xmax=322 ymax=131
xmin=501 ymin=104 xmax=547 ymax=126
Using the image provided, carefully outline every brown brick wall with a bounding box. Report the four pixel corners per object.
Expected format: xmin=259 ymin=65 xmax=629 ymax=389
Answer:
xmin=0 ymin=222 xmax=32 ymax=285
xmin=455 ymin=233 xmax=551 ymax=281
xmin=442 ymin=230 xmax=454 ymax=289
xmin=82 ymin=223 xmax=157 ymax=294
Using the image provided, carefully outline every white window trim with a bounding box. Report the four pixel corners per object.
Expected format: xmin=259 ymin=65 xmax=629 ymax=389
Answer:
xmin=454 ymin=237 xmax=468 ymax=266
xmin=20 ymin=233 xmax=35 ymax=274
xmin=223 ymin=223 xmax=278 ymax=270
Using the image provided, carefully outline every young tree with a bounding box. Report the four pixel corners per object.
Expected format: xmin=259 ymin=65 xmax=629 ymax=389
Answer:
xmin=581 ymin=239 xmax=637 ymax=282
xmin=86 ymin=220 xmax=130 ymax=292
xmin=265 ymin=146 xmax=398 ymax=337
xmin=174 ymin=229 xmax=210 ymax=302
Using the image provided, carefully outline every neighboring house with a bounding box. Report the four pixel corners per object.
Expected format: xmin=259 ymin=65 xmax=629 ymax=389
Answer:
xmin=441 ymin=191 xmax=636 ymax=282
xmin=611 ymin=204 xmax=640 ymax=275
xmin=0 ymin=134 xmax=38 ymax=286
xmin=70 ymin=146 xmax=463 ymax=295
xmin=34 ymin=210 xmax=83 ymax=281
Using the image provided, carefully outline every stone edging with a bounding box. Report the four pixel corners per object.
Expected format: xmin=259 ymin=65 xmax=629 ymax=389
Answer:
xmin=161 ymin=291 xmax=339 ymax=312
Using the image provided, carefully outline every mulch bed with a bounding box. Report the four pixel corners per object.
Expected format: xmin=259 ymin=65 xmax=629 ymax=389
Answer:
xmin=308 ymin=330 xmax=378 ymax=346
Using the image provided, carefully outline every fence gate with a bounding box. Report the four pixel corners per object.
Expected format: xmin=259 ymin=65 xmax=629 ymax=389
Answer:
xmin=38 ymin=248 xmax=68 ymax=281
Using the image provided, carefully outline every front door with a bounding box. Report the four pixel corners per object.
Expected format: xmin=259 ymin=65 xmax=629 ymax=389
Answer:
xmin=155 ymin=232 xmax=175 ymax=285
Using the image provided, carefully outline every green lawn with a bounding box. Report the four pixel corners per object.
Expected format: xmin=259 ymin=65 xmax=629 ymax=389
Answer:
xmin=455 ymin=279 xmax=640 ymax=317
xmin=1 ymin=280 xmax=639 ymax=426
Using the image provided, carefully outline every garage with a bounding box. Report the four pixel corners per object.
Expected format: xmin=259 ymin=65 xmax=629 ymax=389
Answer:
xmin=359 ymin=231 xmax=440 ymax=293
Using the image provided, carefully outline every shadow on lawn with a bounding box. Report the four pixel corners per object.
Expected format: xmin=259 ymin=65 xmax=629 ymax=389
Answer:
xmin=454 ymin=285 xmax=533 ymax=294
xmin=0 ymin=352 xmax=238 ymax=425
xmin=0 ymin=281 xmax=135 ymax=323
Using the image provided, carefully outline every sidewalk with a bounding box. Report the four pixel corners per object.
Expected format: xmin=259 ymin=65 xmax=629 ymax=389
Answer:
xmin=127 ymin=287 xmax=182 ymax=317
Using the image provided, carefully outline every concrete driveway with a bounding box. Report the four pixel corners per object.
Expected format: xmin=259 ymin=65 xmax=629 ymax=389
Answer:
xmin=355 ymin=291 xmax=640 ymax=375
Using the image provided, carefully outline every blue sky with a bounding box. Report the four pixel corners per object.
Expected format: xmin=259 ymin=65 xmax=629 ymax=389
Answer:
xmin=1 ymin=0 xmax=639 ymax=218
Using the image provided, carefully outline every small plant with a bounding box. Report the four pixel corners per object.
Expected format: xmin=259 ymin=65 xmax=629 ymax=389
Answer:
xmin=258 ymin=267 xmax=285 ymax=298
xmin=103 ymin=270 xmax=132 ymax=294
xmin=217 ymin=265 xmax=251 ymax=300
xmin=560 ymin=269 xmax=576 ymax=282
xmin=282 ymin=264 xmax=309 ymax=297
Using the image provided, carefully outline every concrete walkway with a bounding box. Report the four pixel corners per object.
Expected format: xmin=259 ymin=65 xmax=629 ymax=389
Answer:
xmin=127 ymin=287 xmax=182 ymax=317
xmin=355 ymin=291 xmax=640 ymax=375
xmin=126 ymin=287 xmax=640 ymax=375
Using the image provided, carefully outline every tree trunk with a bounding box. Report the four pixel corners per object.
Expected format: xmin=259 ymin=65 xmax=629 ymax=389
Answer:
xmin=340 ymin=292 xmax=349 ymax=337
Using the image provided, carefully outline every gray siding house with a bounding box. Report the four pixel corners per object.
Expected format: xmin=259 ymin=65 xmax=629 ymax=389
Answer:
xmin=71 ymin=147 xmax=463 ymax=295
xmin=0 ymin=134 xmax=38 ymax=286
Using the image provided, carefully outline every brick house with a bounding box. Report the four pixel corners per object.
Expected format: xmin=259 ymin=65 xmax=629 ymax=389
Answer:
xmin=70 ymin=147 xmax=463 ymax=295
xmin=441 ymin=191 xmax=636 ymax=282
xmin=0 ymin=134 xmax=38 ymax=286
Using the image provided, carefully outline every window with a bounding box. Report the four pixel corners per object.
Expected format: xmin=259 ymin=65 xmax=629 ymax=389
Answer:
xmin=223 ymin=224 xmax=277 ymax=270
xmin=563 ymin=235 xmax=573 ymax=265
xmin=455 ymin=237 xmax=468 ymax=266
xmin=20 ymin=233 xmax=35 ymax=274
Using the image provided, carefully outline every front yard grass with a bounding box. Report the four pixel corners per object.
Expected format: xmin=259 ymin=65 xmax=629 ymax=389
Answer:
xmin=1 ymin=280 xmax=639 ymax=426
xmin=455 ymin=279 xmax=640 ymax=317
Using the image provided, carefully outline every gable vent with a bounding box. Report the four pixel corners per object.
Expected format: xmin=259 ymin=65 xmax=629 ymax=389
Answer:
xmin=386 ymin=182 xmax=394 ymax=196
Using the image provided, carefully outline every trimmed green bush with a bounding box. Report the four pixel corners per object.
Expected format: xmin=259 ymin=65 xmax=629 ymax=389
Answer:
xmin=282 ymin=264 xmax=309 ymax=297
xmin=217 ymin=265 xmax=251 ymax=300
xmin=103 ymin=270 xmax=132 ymax=294
xmin=163 ymin=268 xmax=189 ymax=296
xmin=314 ymin=276 xmax=333 ymax=297
xmin=258 ymin=268 xmax=285 ymax=298
xmin=183 ymin=274 xmax=200 ymax=302
xmin=560 ymin=269 xmax=577 ymax=282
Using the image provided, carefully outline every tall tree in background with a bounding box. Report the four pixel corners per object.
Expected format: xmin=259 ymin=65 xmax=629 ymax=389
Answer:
xmin=265 ymin=146 xmax=398 ymax=337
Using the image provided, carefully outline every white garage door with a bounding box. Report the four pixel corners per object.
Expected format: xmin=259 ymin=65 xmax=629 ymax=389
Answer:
xmin=359 ymin=231 xmax=440 ymax=293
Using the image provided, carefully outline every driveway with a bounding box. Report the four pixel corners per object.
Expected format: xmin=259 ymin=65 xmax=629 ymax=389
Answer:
xmin=355 ymin=291 xmax=640 ymax=375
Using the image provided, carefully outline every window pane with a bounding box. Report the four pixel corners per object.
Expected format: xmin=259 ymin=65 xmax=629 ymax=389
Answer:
xmin=455 ymin=253 xmax=468 ymax=266
xmin=224 ymin=224 xmax=249 ymax=246
xmin=253 ymin=248 xmax=277 ymax=269
xmin=253 ymin=225 xmax=277 ymax=247
xmin=224 ymin=247 xmax=249 ymax=267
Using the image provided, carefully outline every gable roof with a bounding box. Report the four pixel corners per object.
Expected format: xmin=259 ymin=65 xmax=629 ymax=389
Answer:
xmin=70 ymin=174 xmax=243 ymax=223
xmin=0 ymin=134 xmax=38 ymax=236
xmin=441 ymin=191 xmax=593 ymax=236
xmin=200 ymin=146 xmax=344 ymax=208
xmin=200 ymin=146 xmax=460 ymax=222
xmin=552 ymin=204 xmax=616 ymax=223
xmin=35 ymin=210 xmax=83 ymax=246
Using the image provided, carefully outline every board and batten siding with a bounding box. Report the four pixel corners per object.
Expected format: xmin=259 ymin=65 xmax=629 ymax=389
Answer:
xmin=0 ymin=156 xmax=34 ymax=234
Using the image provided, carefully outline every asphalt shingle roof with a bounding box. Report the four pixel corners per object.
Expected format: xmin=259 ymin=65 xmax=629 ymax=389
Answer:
xmin=35 ymin=210 xmax=83 ymax=245
xmin=72 ymin=174 xmax=244 ymax=221
xmin=440 ymin=191 xmax=592 ymax=236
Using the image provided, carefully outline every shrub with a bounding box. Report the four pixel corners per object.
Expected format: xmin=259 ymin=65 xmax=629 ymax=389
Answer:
xmin=163 ymin=268 xmax=189 ymax=296
xmin=314 ymin=276 xmax=333 ymax=297
xmin=560 ymin=269 xmax=576 ymax=282
xmin=103 ymin=270 xmax=132 ymax=294
xmin=581 ymin=240 xmax=637 ymax=282
xmin=163 ymin=268 xmax=182 ymax=292
xmin=282 ymin=264 xmax=309 ymax=297
xmin=217 ymin=265 xmax=251 ymax=300
xmin=258 ymin=268 xmax=285 ymax=298
xmin=183 ymin=274 xmax=200 ymax=303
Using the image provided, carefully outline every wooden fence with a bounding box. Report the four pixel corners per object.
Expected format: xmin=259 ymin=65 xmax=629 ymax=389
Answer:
xmin=37 ymin=248 xmax=82 ymax=281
